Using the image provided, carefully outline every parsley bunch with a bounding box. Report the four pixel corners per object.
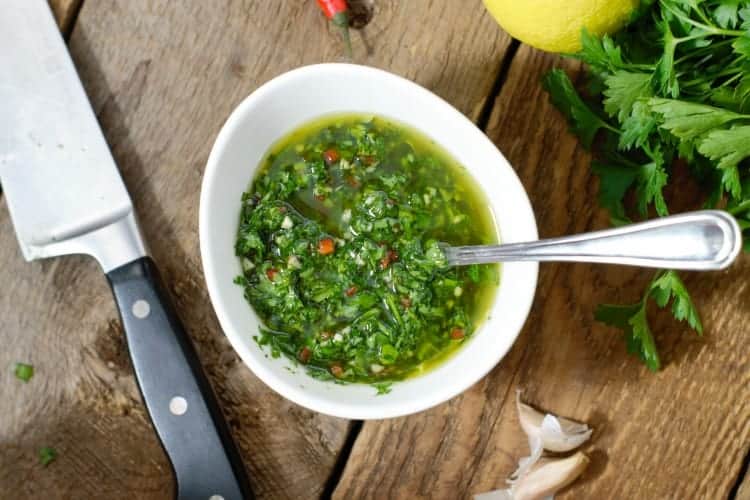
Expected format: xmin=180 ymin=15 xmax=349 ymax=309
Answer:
xmin=543 ymin=0 xmax=750 ymax=370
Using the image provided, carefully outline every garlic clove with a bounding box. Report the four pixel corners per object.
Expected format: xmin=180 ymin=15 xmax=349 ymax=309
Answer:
xmin=512 ymin=452 xmax=589 ymax=500
xmin=517 ymin=392 xmax=545 ymax=440
xmin=516 ymin=391 xmax=592 ymax=453
xmin=508 ymin=436 xmax=543 ymax=484
xmin=539 ymin=414 xmax=592 ymax=453
xmin=474 ymin=489 xmax=514 ymax=500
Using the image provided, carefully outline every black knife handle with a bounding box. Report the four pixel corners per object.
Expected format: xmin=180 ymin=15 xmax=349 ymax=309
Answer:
xmin=107 ymin=257 xmax=253 ymax=500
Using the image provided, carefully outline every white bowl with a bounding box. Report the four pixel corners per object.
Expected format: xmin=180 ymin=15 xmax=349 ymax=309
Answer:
xmin=200 ymin=63 xmax=538 ymax=420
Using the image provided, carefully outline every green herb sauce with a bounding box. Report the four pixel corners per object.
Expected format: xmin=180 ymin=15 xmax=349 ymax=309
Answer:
xmin=235 ymin=114 xmax=499 ymax=384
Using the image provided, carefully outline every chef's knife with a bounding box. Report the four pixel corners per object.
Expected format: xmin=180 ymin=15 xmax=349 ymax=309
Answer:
xmin=0 ymin=2 xmax=253 ymax=499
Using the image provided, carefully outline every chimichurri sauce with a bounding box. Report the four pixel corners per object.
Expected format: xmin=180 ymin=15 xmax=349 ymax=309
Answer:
xmin=235 ymin=115 xmax=499 ymax=385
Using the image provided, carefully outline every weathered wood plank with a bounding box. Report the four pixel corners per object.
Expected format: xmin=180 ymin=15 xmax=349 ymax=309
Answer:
xmin=48 ymin=0 xmax=82 ymax=34
xmin=0 ymin=1 xmax=511 ymax=498
xmin=334 ymin=45 xmax=750 ymax=499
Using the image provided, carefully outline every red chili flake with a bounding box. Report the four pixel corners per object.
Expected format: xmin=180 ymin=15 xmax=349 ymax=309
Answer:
xmin=345 ymin=286 xmax=358 ymax=297
xmin=318 ymin=238 xmax=336 ymax=255
xmin=450 ymin=327 xmax=465 ymax=340
xmin=380 ymin=248 xmax=399 ymax=269
xmin=323 ymin=149 xmax=340 ymax=165
xmin=298 ymin=346 xmax=311 ymax=364
xmin=330 ymin=363 xmax=344 ymax=378
xmin=361 ymin=155 xmax=376 ymax=165
xmin=266 ymin=268 xmax=279 ymax=281
xmin=400 ymin=296 xmax=412 ymax=308
xmin=346 ymin=175 xmax=360 ymax=188
xmin=314 ymin=193 xmax=326 ymax=202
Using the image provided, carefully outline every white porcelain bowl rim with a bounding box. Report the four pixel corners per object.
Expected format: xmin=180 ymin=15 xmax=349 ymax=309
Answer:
xmin=199 ymin=63 xmax=538 ymax=419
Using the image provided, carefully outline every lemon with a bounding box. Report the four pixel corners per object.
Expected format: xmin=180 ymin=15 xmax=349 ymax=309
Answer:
xmin=482 ymin=0 xmax=640 ymax=53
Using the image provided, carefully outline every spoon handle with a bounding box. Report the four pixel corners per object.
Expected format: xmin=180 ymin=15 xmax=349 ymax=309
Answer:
xmin=445 ymin=210 xmax=742 ymax=270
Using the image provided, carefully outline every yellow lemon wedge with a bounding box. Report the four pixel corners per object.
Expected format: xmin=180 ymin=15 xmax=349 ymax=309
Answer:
xmin=483 ymin=0 xmax=641 ymax=53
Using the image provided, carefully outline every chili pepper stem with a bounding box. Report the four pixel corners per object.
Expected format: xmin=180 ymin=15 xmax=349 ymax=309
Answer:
xmin=332 ymin=11 xmax=353 ymax=59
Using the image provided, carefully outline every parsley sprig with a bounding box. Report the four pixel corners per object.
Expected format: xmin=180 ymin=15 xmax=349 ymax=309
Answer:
xmin=595 ymin=270 xmax=702 ymax=370
xmin=543 ymin=0 xmax=749 ymax=369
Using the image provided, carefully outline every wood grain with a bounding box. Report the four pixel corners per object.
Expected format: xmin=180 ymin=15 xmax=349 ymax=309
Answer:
xmin=48 ymin=0 xmax=82 ymax=34
xmin=334 ymin=45 xmax=750 ymax=499
xmin=0 ymin=1 xmax=511 ymax=498
xmin=739 ymin=472 xmax=750 ymax=500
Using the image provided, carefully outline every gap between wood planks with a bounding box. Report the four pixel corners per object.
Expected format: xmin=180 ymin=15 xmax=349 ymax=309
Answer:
xmin=61 ymin=0 xmax=84 ymax=41
xmin=319 ymin=38 xmax=522 ymax=500
xmin=730 ymin=448 xmax=750 ymax=500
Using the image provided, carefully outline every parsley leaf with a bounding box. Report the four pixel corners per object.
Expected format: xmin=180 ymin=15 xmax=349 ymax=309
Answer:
xmin=636 ymin=145 xmax=669 ymax=216
xmin=732 ymin=33 xmax=750 ymax=57
xmin=578 ymin=29 xmax=627 ymax=72
xmin=650 ymin=270 xmax=703 ymax=333
xmin=697 ymin=125 xmax=750 ymax=198
xmin=697 ymin=125 xmax=750 ymax=170
xmin=620 ymin=101 xmax=659 ymax=150
xmin=714 ymin=0 xmax=743 ymax=29
xmin=649 ymin=98 xmax=750 ymax=141
xmin=595 ymin=302 xmax=660 ymax=370
xmin=39 ymin=447 xmax=57 ymax=466
xmin=14 ymin=362 xmax=34 ymax=382
xmin=595 ymin=270 xmax=703 ymax=371
xmin=741 ymin=7 xmax=750 ymax=29
xmin=542 ymin=69 xmax=618 ymax=148
xmin=604 ymin=71 xmax=653 ymax=122
xmin=591 ymin=160 xmax=639 ymax=224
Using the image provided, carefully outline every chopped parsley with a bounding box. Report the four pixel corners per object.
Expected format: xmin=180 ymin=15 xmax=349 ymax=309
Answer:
xmin=14 ymin=362 xmax=34 ymax=382
xmin=235 ymin=115 xmax=499 ymax=385
xmin=39 ymin=446 xmax=57 ymax=466
xmin=373 ymin=382 xmax=393 ymax=395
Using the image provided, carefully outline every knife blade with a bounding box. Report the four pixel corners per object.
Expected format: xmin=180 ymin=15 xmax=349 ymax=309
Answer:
xmin=0 ymin=2 xmax=253 ymax=498
xmin=0 ymin=0 xmax=143 ymax=269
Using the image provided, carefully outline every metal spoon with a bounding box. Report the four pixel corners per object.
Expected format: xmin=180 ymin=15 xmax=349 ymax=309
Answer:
xmin=444 ymin=210 xmax=742 ymax=270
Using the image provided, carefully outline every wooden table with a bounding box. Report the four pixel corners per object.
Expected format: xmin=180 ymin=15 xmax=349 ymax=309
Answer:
xmin=2 ymin=1 xmax=749 ymax=498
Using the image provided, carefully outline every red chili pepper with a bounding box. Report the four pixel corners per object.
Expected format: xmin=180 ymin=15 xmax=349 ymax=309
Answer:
xmin=330 ymin=363 xmax=344 ymax=378
xmin=345 ymin=285 xmax=358 ymax=297
xmin=318 ymin=237 xmax=336 ymax=255
xmin=450 ymin=327 xmax=465 ymax=340
xmin=380 ymin=248 xmax=398 ymax=269
xmin=316 ymin=0 xmax=352 ymax=58
xmin=323 ymin=148 xmax=340 ymax=165
xmin=298 ymin=346 xmax=312 ymax=364
xmin=266 ymin=268 xmax=279 ymax=281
